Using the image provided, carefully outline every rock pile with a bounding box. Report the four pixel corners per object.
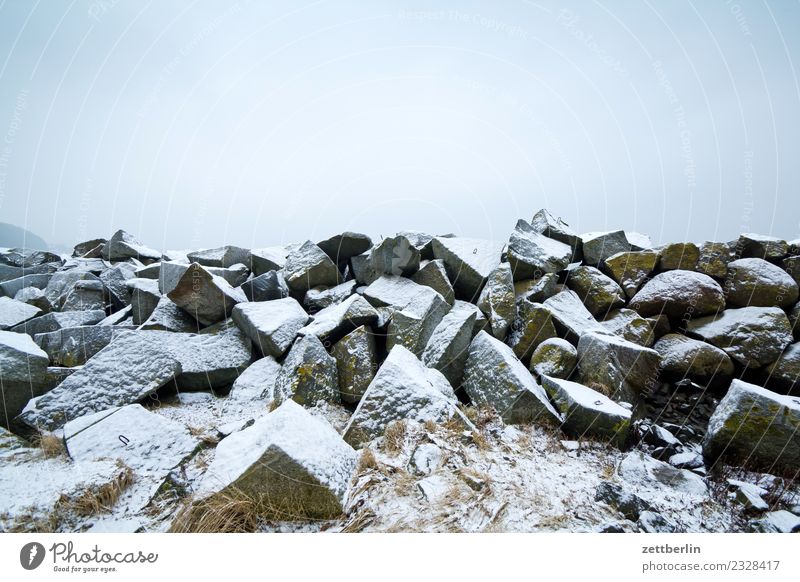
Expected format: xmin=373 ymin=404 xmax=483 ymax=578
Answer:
xmin=1 ymin=216 xmax=799 ymax=532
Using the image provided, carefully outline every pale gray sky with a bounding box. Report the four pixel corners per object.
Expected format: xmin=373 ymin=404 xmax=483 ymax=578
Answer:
xmin=0 ymin=0 xmax=799 ymax=252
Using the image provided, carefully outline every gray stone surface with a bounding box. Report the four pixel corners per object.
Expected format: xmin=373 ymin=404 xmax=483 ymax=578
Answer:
xmin=703 ymin=379 xmax=800 ymax=474
xmin=187 ymin=245 xmax=250 ymax=268
xmin=566 ymin=265 xmax=625 ymax=317
xmin=370 ymin=235 xmax=420 ymax=277
xmin=274 ymin=335 xmax=339 ymax=406
xmin=317 ymin=231 xmax=372 ymax=263
xmin=343 ymin=345 xmax=464 ymax=447
xmin=725 ymin=258 xmax=799 ymax=308
xmin=542 ymin=290 xmax=605 ymax=344
xmin=299 ymin=294 xmax=379 ymax=344
xmin=332 ymin=325 xmax=377 ymax=404
xmin=529 ymin=337 xmax=577 ymax=379
xmin=630 ymin=270 xmax=725 ymax=319
xmin=686 ymin=306 xmax=793 ymax=368
xmin=422 ymin=301 xmax=477 ymax=388
xmin=411 ymin=259 xmax=455 ymax=305
xmin=507 ymin=219 xmax=572 ymax=280
xmin=102 ymin=230 xmax=161 ymax=263
xmin=228 ymin=355 xmax=281 ymax=402
xmin=10 ymin=309 xmax=106 ymax=336
xmin=462 ymin=331 xmax=561 ymax=425
xmin=0 ymin=296 xmax=41 ymax=330
xmin=167 ymin=263 xmax=246 ymax=326
xmin=283 ymin=241 xmax=341 ymax=293
xmin=239 ymin=271 xmax=290 ymax=303
xmin=602 ymin=250 xmax=659 ymax=298
xmin=232 ymin=297 xmax=309 ymax=357
xmin=431 ymin=236 xmax=504 ymax=301
xmin=653 ymin=333 xmax=735 ymax=382
xmin=476 ymin=262 xmax=515 ymax=340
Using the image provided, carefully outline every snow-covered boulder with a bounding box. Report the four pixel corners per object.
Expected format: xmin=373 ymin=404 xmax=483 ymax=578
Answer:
xmin=431 ymin=236 xmax=504 ymax=301
xmin=249 ymin=245 xmax=289 ymax=276
xmin=507 ymin=219 xmax=572 ymax=280
xmin=658 ymin=242 xmax=699 ymax=271
xmin=61 ymin=279 xmax=105 ymax=311
xmin=370 ymin=235 xmax=420 ymax=277
xmin=140 ymin=296 xmax=198 ymax=332
xmin=0 ymin=330 xmax=49 ymax=428
xmin=229 ymin=356 xmax=280 ymax=402
xmin=232 ymin=297 xmax=309 ymax=357
xmin=581 ymin=230 xmax=632 ymax=265
xmin=696 ymin=241 xmax=732 ymax=278
xmin=529 ymin=337 xmax=577 ymax=379
xmin=283 ymin=240 xmax=341 ymax=293
xmin=298 ymin=294 xmax=378 ymax=344
xmin=101 ymin=229 xmax=161 ymax=263
xmin=17 ymin=332 xmax=182 ymax=430
xmin=725 ymin=258 xmax=799 ymax=308
xmin=195 ymin=400 xmax=358 ymax=519
xmin=10 ymin=309 xmax=106 ymax=336
xmin=64 ymin=404 xmax=198 ymax=480
xmin=343 ymin=345 xmax=465 ymax=447
xmin=600 ymin=308 xmax=655 ymax=347
xmin=507 ymin=299 xmax=558 ymax=362
xmin=0 ymin=296 xmax=40 ymax=330
xmin=411 ymin=259 xmax=455 ymax=305
xmin=565 ymin=266 xmax=625 ymax=317
xmin=331 ymin=325 xmax=377 ymax=404
xmin=765 ymin=342 xmax=800 ymax=392
xmin=738 ymin=233 xmax=789 ymax=260
xmin=542 ymin=291 xmax=605 ymax=343
xmin=167 ymin=263 xmax=246 ymax=326
xmin=187 ymin=245 xmax=250 ymax=268
xmin=703 ymin=379 xmax=800 ymax=474
xmin=577 ymin=331 xmax=660 ymax=403
xmin=316 ymin=231 xmax=372 ymax=263
xmin=630 ymin=270 xmax=725 ymax=319
xmin=274 ymin=335 xmax=339 ymax=406
xmin=602 ymin=251 xmax=659 ymax=298
xmin=619 ymin=450 xmax=707 ymax=496
xmin=34 ymin=325 xmax=117 ymax=367
xmin=304 ymin=280 xmax=356 ymax=312
xmin=541 ymin=375 xmax=631 ymax=448
xmin=422 ymin=301 xmax=477 ymax=387
xmin=387 ymin=286 xmax=449 ymax=356
xmin=686 ymin=306 xmax=793 ymax=368
xmin=462 ymin=331 xmax=561 ymax=425
xmin=127 ymin=277 xmax=161 ymax=324
xmin=240 ymin=271 xmax=290 ymax=302
xmin=530 ymin=208 xmax=583 ymax=261
xmin=653 ymin=333 xmax=735 ymax=383
xmin=476 ymin=262 xmax=515 ymax=340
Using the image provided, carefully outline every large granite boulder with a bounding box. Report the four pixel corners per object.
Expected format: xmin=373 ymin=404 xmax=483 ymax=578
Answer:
xmin=530 ymin=208 xmax=583 ymax=261
xmin=696 ymin=241 xmax=732 ymax=278
xmin=411 ymin=259 xmax=455 ymax=305
xmin=765 ymin=343 xmax=800 ymax=393
xmin=102 ymin=230 xmax=161 ymax=263
xmin=10 ymin=309 xmax=106 ymax=336
xmin=703 ymin=379 xmax=800 ymax=474
xmin=431 ymin=236 xmax=504 ymax=301
xmin=343 ymin=346 xmax=464 ymax=447
xmin=476 ymin=262 xmax=515 ymax=340
xmin=529 ymin=337 xmax=577 ymax=379
xmin=0 ymin=296 xmax=40 ymax=330
xmin=274 ymin=335 xmax=339 ymax=406
xmin=240 ymin=271 xmax=290 ymax=303
xmin=98 ymin=263 xmax=137 ymax=310
xmin=462 ymin=331 xmax=560 ymax=425
xmin=541 ymin=291 xmax=605 ymax=344
xmin=600 ymin=308 xmax=655 ymax=347
xmin=195 ymin=400 xmax=358 ymax=520
xmin=283 ymin=241 xmax=341 ymax=293
xmin=61 ymin=279 xmax=105 ymax=311
xmin=630 ymin=270 xmax=725 ymax=319
xmin=17 ymin=332 xmax=182 ymax=430
xmin=0 ymin=330 xmax=50 ymax=428
xmin=422 ymin=301 xmax=477 ymax=388
xmin=541 ymin=375 xmax=631 ymax=447
xmin=566 ymin=266 xmax=625 ymax=317
xmin=686 ymin=306 xmax=793 ymax=368
xmin=229 ymin=356 xmax=281 ymax=402
xmin=187 ymin=245 xmax=250 ymax=268
xmin=653 ymin=333 xmax=734 ymax=383
xmin=249 ymin=246 xmax=289 ymax=276
xmin=658 ymin=242 xmax=699 ymax=271
xmin=167 ymin=263 xmax=246 ymax=326
xmin=725 ymin=258 xmax=799 ymax=308
xmin=386 ymin=288 xmax=449 ymax=356
xmin=317 ymin=231 xmax=372 ymax=264
xmin=304 ymin=280 xmax=356 ymax=312
xmin=602 ymin=250 xmax=659 ymax=299
xmin=581 ymin=231 xmax=632 ymax=265
xmin=139 ymin=297 xmax=199 ymax=332
xmin=370 ymin=235 xmax=420 ymax=277
xmin=737 ymin=233 xmax=789 ymax=260
xmin=577 ymin=330 xmax=660 ymax=403
xmin=232 ymin=298 xmax=309 ymax=357
xmin=127 ymin=278 xmax=161 ymax=325
xmin=507 ymin=299 xmax=558 ymax=362
xmin=331 ymin=325 xmax=377 ymax=404
xmin=298 ymin=294 xmax=379 ymax=344
xmin=34 ymin=325 xmax=117 ymax=367
xmin=507 ymin=219 xmax=572 ymax=281
xmin=63 ymin=404 xmax=199 ymax=480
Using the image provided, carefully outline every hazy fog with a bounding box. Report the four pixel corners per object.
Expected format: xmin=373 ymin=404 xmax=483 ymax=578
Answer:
xmin=1 ymin=1 xmax=799 ymax=252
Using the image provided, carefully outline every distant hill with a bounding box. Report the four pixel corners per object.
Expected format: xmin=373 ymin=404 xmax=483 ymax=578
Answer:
xmin=0 ymin=222 xmax=49 ymax=250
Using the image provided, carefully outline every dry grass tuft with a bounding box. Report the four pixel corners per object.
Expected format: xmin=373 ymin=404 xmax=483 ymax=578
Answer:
xmin=471 ymin=430 xmax=490 ymax=451
xmin=32 ymin=432 xmax=66 ymax=458
xmin=588 ymin=381 xmax=612 ymax=397
xmin=170 ymin=489 xmax=258 ymax=533
xmin=357 ymin=447 xmax=379 ymax=473
xmin=383 ymin=420 xmax=407 ymax=454
xmin=56 ymin=464 xmax=135 ymax=517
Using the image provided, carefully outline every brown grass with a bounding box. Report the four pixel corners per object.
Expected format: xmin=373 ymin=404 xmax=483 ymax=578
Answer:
xmin=170 ymin=489 xmax=258 ymax=533
xmin=383 ymin=420 xmax=407 ymax=454
xmin=56 ymin=464 xmax=135 ymax=516
xmin=357 ymin=447 xmax=379 ymax=472
xmin=32 ymin=432 xmax=66 ymax=458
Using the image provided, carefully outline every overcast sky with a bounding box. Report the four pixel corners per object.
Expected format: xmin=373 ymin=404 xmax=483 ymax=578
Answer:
xmin=1 ymin=0 xmax=799 ymax=252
